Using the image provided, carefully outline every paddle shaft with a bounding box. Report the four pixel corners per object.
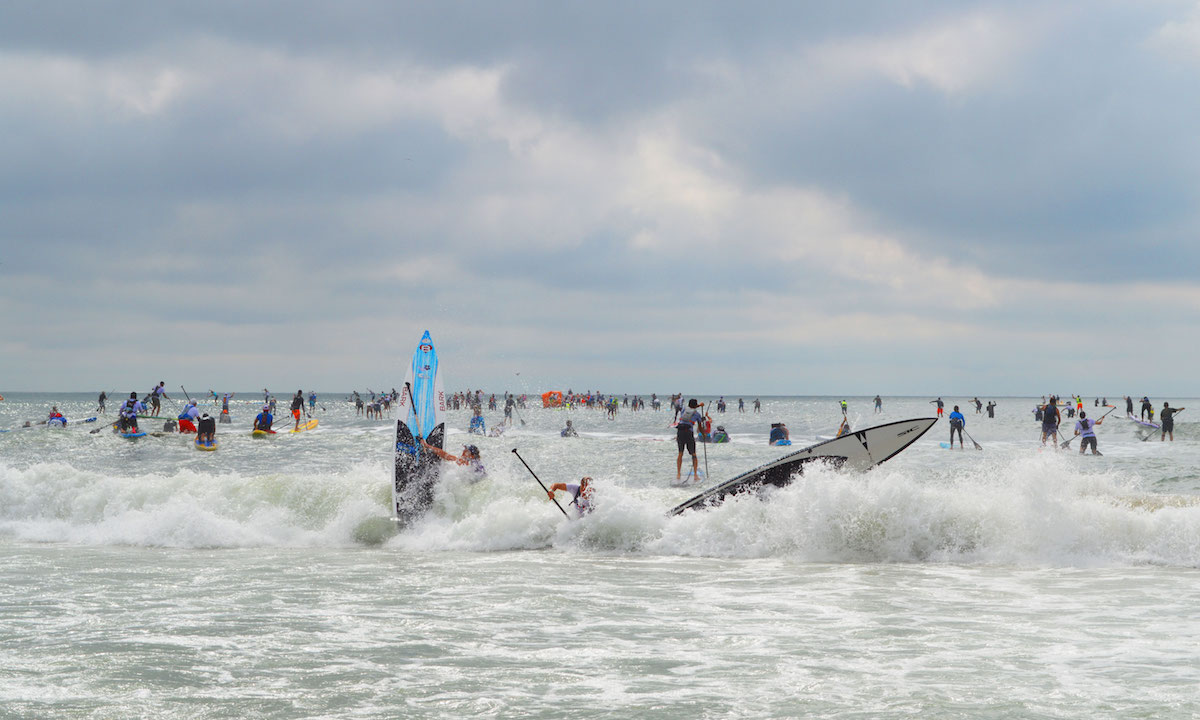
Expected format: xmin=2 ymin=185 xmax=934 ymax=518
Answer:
xmin=511 ymin=448 xmax=571 ymax=519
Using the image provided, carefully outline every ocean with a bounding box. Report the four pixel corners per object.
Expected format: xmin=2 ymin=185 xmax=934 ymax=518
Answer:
xmin=2 ymin=392 xmax=1198 ymax=718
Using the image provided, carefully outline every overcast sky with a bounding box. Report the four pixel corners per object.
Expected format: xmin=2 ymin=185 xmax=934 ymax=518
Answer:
xmin=3 ymin=1 xmax=1200 ymax=396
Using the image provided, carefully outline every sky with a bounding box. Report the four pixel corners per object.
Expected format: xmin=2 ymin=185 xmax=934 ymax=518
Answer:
xmin=3 ymin=1 xmax=1200 ymax=396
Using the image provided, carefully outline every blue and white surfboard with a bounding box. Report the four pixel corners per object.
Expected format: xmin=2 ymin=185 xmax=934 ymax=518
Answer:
xmin=393 ymin=330 xmax=447 ymax=522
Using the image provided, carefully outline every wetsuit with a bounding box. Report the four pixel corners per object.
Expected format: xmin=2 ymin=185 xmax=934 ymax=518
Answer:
xmin=948 ymin=410 xmax=965 ymax=447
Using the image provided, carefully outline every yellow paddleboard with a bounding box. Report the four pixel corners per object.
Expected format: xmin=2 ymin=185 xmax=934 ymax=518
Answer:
xmin=290 ymin=417 xmax=319 ymax=433
xmin=195 ymin=439 xmax=218 ymax=451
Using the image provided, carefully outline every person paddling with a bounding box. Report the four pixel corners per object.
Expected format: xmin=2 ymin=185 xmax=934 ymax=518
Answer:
xmin=1041 ymin=395 xmax=1062 ymax=447
xmin=291 ymin=390 xmax=305 ymax=431
xmin=253 ymin=405 xmax=274 ymax=433
xmin=948 ymin=405 xmax=966 ymax=449
xmin=1074 ymin=410 xmax=1104 ymax=455
xmin=420 ymin=439 xmax=486 ymax=482
xmin=1160 ymin=402 xmax=1185 ymax=442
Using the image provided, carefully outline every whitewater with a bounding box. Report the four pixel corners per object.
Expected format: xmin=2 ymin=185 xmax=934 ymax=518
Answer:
xmin=2 ymin=393 xmax=1198 ymax=718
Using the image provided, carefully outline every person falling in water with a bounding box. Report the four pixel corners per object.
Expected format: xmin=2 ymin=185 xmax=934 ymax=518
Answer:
xmin=547 ymin=476 xmax=594 ymax=518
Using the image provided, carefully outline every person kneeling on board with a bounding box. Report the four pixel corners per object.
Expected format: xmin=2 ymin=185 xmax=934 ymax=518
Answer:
xmin=1074 ymin=411 xmax=1104 ymax=455
xmin=547 ymin=476 xmax=594 ymax=518
xmin=419 ymin=440 xmax=486 ymax=482
xmin=947 ymin=406 xmax=966 ymax=449
xmin=768 ymin=422 xmax=789 ymax=445
xmin=118 ymin=393 xmax=144 ymax=433
xmin=710 ymin=425 xmax=730 ymax=443
xmin=47 ymin=407 xmax=67 ymax=427
xmin=253 ymin=405 xmax=274 ymax=432
xmin=177 ymin=399 xmax=200 ymax=433
xmin=560 ymin=419 xmax=578 ymax=438
xmin=219 ymin=392 xmax=234 ymax=423
xmin=197 ymin=413 xmax=216 ymax=445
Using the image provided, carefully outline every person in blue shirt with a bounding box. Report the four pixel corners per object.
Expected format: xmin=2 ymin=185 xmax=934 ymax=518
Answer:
xmin=948 ymin=405 xmax=966 ymax=449
xmin=768 ymin=422 xmax=790 ymax=445
xmin=253 ymin=405 xmax=274 ymax=432
xmin=468 ymin=407 xmax=486 ymax=435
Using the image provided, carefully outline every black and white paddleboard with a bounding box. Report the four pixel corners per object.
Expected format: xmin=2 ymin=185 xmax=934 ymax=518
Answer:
xmin=668 ymin=417 xmax=937 ymax=516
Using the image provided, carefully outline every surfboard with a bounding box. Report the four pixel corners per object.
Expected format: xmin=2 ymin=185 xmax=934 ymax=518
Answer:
xmin=289 ymin=418 xmax=319 ymax=433
xmin=251 ymin=429 xmax=276 ymax=437
xmin=119 ymin=431 xmax=146 ymax=439
xmin=669 ymin=417 xmax=938 ymax=516
xmin=393 ymin=330 xmax=447 ymax=523
xmin=670 ymin=468 xmax=706 ymax=487
xmin=195 ymin=438 xmax=217 ymax=451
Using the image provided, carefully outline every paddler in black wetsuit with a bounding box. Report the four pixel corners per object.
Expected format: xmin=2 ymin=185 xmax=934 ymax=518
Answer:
xmin=1125 ymin=396 xmax=1134 ymax=416
xmin=197 ymin=412 xmax=217 ymax=446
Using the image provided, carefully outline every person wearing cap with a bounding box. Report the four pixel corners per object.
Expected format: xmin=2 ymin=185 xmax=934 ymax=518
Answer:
xmin=710 ymin=425 xmax=730 ymax=443
xmin=1041 ymin=396 xmax=1061 ymax=447
xmin=253 ymin=405 xmax=274 ymax=432
xmin=1160 ymin=402 xmax=1185 ymax=442
xmin=118 ymin=392 xmax=145 ymax=433
xmin=547 ymin=476 xmax=594 ymax=517
xmin=419 ymin=439 xmax=486 ymax=481
xmin=769 ymin=422 xmax=789 ymax=445
xmin=177 ymin=399 xmax=200 ymax=433
xmin=197 ymin=412 xmax=217 ymax=446
xmin=675 ymin=399 xmax=706 ymax=481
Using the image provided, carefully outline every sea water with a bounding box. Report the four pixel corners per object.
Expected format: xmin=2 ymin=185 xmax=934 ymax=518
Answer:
xmin=2 ymin=393 xmax=1198 ymax=718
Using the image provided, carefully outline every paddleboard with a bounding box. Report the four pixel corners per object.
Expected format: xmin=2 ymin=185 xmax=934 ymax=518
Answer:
xmin=289 ymin=417 xmax=319 ymax=433
xmin=669 ymin=417 xmax=938 ymax=516
xmin=251 ymin=429 xmax=277 ymax=437
xmin=1127 ymin=413 xmax=1160 ymax=429
xmin=771 ymin=439 xmax=792 ymax=446
xmin=120 ymin=431 xmax=146 ymax=439
xmin=393 ymin=330 xmax=446 ymax=522
xmin=194 ymin=438 xmax=218 ymax=451
xmin=670 ymin=468 xmax=706 ymax=487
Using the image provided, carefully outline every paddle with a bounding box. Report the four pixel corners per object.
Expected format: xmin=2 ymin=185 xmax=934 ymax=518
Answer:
xmin=181 ymin=385 xmax=193 ymax=403
xmin=701 ymin=401 xmax=711 ymax=481
xmin=511 ymin=448 xmax=571 ymax=519
xmin=403 ymin=382 xmax=423 ymax=439
xmin=1141 ymin=408 xmax=1184 ymax=441
xmin=1062 ymin=407 xmax=1116 ymax=449
xmin=963 ymin=428 xmax=983 ymax=451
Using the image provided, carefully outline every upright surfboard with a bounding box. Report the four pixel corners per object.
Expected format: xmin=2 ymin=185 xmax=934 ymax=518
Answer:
xmin=393 ymin=330 xmax=446 ymax=522
xmin=669 ymin=417 xmax=937 ymax=516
